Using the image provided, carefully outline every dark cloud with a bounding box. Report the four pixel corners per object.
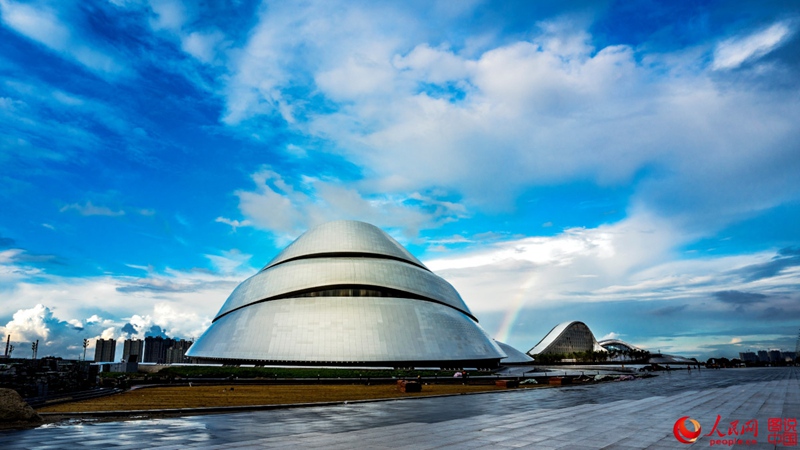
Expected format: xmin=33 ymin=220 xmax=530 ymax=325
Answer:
xmin=121 ymin=323 xmax=137 ymax=335
xmin=1 ymin=246 xmax=65 ymax=266
xmin=713 ymin=290 xmax=768 ymax=305
xmin=756 ymin=306 xmax=800 ymax=322
xmin=649 ymin=304 xmax=688 ymax=316
xmin=116 ymin=279 xmax=193 ymax=293
xmin=13 ymin=252 xmax=63 ymax=265
xmin=732 ymin=247 xmax=800 ymax=282
xmin=146 ymin=325 xmax=167 ymax=338
xmin=116 ymin=278 xmax=234 ymax=294
xmin=778 ymin=247 xmax=800 ymax=256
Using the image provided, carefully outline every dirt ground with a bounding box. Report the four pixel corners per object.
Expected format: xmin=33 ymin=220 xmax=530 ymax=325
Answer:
xmin=37 ymin=383 xmax=538 ymax=413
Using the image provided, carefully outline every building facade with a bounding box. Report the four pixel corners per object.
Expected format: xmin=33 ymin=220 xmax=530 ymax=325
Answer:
xmin=739 ymin=352 xmax=758 ymax=363
xmin=94 ymin=338 xmax=116 ymax=362
xmin=187 ymin=220 xmax=506 ymax=367
xmin=527 ymin=321 xmax=606 ymax=356
xmin=143 ymin=336 xmax=175 ymax=364
xmin=165 ymin=339 xmax=193 ymax=364
xmin=122 ymin=339 xmax=144 ymax=363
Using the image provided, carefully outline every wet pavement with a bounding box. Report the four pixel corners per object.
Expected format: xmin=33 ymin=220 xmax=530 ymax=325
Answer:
xmin=1 ymin=367 xmax=798 ymax=449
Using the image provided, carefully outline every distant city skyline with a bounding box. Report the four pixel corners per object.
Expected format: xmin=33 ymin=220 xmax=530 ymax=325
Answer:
xmin=1 ymin=1 xmax=800 ymax=360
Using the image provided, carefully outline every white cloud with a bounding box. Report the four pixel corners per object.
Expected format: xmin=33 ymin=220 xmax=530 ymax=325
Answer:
xmin=713 ymin=21 xmax=794 ymax=70
xmin=85 ymin=314 xmax=102 ymax=324
xmin=147 ymin=0 xmax=189 ymax=32
xmin=0 ymin=304 xmax=53 ymax=342
xmin=0 ymin=0 xmax=70 ymax=52
xmin=181 ymin=29 xmax=225 ymax=64
xmin=204 ymin=249 xmax=252 ymax=274
xmin=213 ymin=8 xmax=800 ymax=236
xmin=117 ymin=305 xmax=210 ymax=342
xmin=215 ymin=216 xmax=252 ymax=230
xmin=392 ymin=44 xmax=469 ymax=84
xmin=316 ymin=51 xmax=399 ymax=101
xmin=60 ymin=201 xmax=126 ymax=217
xmin=0 ymin=0 xmax=126 ymax=75
xmin=0 ymin=252 xmax=253 ymax=358
xmin=599 ymin=332 xmax=621 ymax=341
xmin=100 ymin=327 xmax=116 ymax=340
xmin=235 ymin=167 xmax=467 ymax=241
xmin=425 ymin=211 xmax=799 ymax=319
xmin=428 ymin=212 xmax=682 ymax=313
xmin=221 ymin=1 xmax=418 ymax=125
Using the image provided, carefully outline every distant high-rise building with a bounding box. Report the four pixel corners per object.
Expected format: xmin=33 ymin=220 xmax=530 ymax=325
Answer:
xmin=782 ymin=351 xmax=796 ymax=363
xmin=769 ymin=349 xmax=782 ymax=363
xmin=758 ymin=350 xmax=769 ymax=362
xmin=143 ymin=336 xmax=175 ymax=364
xmin=94 ymin=339 xmax=116 ymax=362
xmin=739 ymin=352 xmax=757 ymax=362
xmin=122 ymin=339 xmax=144 ymax=363
xmin=165 ymin=339 xmax=193 ymax=364
xmin=795 ymin=328 xmax=799 ymax=357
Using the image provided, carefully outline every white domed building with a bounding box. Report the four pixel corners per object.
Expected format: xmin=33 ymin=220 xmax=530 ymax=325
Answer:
xmin=187 ymin=220 xmax=507 ymax=368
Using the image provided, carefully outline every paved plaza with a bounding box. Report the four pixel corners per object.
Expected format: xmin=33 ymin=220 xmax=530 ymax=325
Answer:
xmin=1 ymin=367 xmax=798 ymax=449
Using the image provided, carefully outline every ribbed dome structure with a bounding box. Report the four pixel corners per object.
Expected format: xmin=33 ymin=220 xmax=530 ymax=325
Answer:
xmin=527 ymin=321 xmax=606 ymax=356
xmin=187 ymin=220 xmax=506 ymax=367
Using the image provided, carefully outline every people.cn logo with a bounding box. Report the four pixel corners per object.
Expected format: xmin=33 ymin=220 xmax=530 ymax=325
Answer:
xmin=674 ymin=416 xmax=702 ymax=444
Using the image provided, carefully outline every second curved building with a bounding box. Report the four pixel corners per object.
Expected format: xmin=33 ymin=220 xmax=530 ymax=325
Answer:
xmin=526 ymin=321 xmax=607 ymax=356
xmin=187 ymin=220 xmax=506 ymax=367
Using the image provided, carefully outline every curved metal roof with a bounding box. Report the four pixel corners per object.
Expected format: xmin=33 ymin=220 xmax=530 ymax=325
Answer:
xmin=495 ymin=341 xmax=534 ymax=364
xmin=597 ymin=339 xmax=644 ymax=353
xmin=264 ymin=220 xmax=426 ymax=270
xmin=188 ymin=297 xmax=506 ymax=363
xmin=527 ymin=320 xmax=606 ymax=355
xmin=215 ymin=257 xmax=474 ymax=320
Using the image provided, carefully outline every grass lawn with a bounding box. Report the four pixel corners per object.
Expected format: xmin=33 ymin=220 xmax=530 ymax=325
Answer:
xmin=37 ymin=383 xmax=542 ymax=413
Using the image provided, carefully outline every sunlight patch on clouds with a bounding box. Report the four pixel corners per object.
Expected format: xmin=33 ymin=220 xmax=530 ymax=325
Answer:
xmin=426 ymin=212 xmax=798 ymax=322
xmin=426 ymin=227 xmax=615 ymax=271
xmin=0 ymin=304 xmax=52 ymax=342
xmin=713 ymin=21 xmax=794 ymax=70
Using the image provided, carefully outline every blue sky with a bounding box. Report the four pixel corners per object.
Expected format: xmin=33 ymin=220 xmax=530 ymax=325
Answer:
xmin=1 ymin=0 xmax=799 ymax=361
